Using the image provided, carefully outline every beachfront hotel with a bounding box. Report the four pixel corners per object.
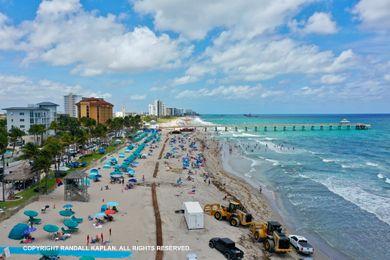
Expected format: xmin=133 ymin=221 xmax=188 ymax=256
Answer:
xmin=2 ymin=102 xmax=59 ymax=132
xmin=64 ymin=93 xmax=82 ymax=118
xmin=148 ymin=100 xmax=196 ymax=117
xmin=76 ymin=97 xmax=113 ymax=124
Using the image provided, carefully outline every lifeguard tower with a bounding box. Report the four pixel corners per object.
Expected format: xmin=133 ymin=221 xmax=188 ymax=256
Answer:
xmin=64 ymin=171 xmax=89 ymax=202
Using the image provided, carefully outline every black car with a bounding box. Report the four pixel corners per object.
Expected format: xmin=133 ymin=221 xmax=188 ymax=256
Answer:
xmin=209 ymin=237 xmax=244 ymax=259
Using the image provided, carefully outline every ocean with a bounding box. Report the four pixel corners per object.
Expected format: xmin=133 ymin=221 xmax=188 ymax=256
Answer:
xmin=199 ymin=114 xmax=390 ymax=260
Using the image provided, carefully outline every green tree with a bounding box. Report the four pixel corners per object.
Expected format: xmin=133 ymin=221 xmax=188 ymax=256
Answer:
xmin=0 ymin=128 xmax=8 ymax=202
xmin=21 ymin=142 xmax=39 ymax=161
xmin=49 ymin=121 xmax=59 ymax=135
xmin=8 ymin=126 xmax=25 ymax=156
xmin=44 ymin=137 xmax=63 ymax=171
xmin=28 ymin=124 xmax=46 ymax=145
xmin=32 ymin=148 xmax=52 ymax=194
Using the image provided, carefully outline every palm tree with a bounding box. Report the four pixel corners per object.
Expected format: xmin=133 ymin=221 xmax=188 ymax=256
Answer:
xmin=32 ymin=148 xmax=52 ymax=194
xmin=0 ymin=128 xmax=8 ymax=202
xmin=8 ymin=126 xmax=25 ymax=156
xmin=28 ymin=124 xmax=46 ymax=146
xmin=21 ymin=142 xmax=39 ymax=161
xmin=44 ymin=137 xmax=63 ymax=171
xmin=49 ymin=121 xmax=59 ymax=136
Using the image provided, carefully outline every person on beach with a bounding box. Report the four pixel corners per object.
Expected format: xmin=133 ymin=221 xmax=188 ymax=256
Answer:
xmin=101 ymin=233 xmax=104 ymax=244
xmin=259 ymin=186 xmax=262 ymax=193
xmin=87 ymin=235 xmax=90 ymax=245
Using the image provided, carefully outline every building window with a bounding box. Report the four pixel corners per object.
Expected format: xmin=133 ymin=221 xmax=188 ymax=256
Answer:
xmin=20 ymin=119 xmax=24 ymax=122
xmin=30 ymin=119 xmax=34 ymax=124
xmin=20 ymin=125 xmax=25 ymax=128
xmin=20 ymin=112 xmax=24 ymax=115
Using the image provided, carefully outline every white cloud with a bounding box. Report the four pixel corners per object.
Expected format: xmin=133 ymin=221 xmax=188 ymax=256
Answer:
xmin=134 ymin=0 xmax=309 ymax=39
xmin=352 ymin=0 xmax=390 ymax=32
xmin=290 ymin=12 xmax=338 ymax=35
xmin=178 ymin=38 xmax=355 ymax=83
xmin=129 ymin=94 xmax=146 ymax=100
xmin=0 ymin=0 xmax=191 ymax=76
xmin=0 ymin=74 xmax=111 ymax=109
xmin=176 ymin=85 xmax=283 ymax=99
xmin=384 ymin=74 xmax=390 ymax=81
xmin=320 ymin=74 xmax=346 ymax=84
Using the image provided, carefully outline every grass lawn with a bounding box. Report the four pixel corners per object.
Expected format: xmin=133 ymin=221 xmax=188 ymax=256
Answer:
xmin=0 ymin=176 xmax=56 ymax=210
xmin=156 ymin=116 xmax=179 ymax=123
xmin=0 ymin=143 xmax=120 ymax=211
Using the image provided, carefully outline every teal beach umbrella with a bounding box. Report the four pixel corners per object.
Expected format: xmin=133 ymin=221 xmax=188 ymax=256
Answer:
xmin=8 ymin=223 xmax=29 ymax=240
xmin=63 ymin=219 xmax=78 ymax=228
xmin=43 ymin=224 xmax=59 ymax=233
xmin=59 ymin=209 xmax=74 ymax=217
xmin=24 ymin=210 xmax=38 ymax=218
xmin=80 ymin=256 xmax=95 ymax=260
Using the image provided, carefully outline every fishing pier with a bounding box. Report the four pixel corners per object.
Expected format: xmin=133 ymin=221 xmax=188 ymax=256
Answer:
xmin=161 ymin=122 xmax=371 ymax=132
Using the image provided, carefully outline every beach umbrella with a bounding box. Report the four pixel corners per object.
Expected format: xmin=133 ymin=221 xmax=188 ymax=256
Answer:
xmin=105 ymin=209 xmax=116 ymax=215
xmin=110 ymin=174 xmax=122 ymax=178
xmin=94 ymin=212 xmax=106 ymax=218
xmin=63 ymin=204 xmax=73 ymax=209
xmin=59 ymin=209 xmax=74 ymax=217
xmin=127 ymin=168 xmax=135 ymax=174
xmin=63 ymin=219 xmax=78 ymax=228
xmin=128 ymin=178 xmax=137 ymax=183
xmin=8 ymin=223 xmax=29 ymax=240
xmin=107 ymin=201 xmax=119 ymax=207
xmin=43 ymin=224 xmax=59 ymax=233
xmin=23 ymin=226 xmax=37 ymax=236
xmin=24 ymin=210 xmax=38 ymax=218
xmin=80 ymin=257 xmax=95 ymax=260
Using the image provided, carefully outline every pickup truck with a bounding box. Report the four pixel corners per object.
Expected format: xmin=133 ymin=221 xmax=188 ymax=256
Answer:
xmin=288 ymin=235 xmax=314 ymax=255
xmin=209 ymin=237 xmax=244 ymax=259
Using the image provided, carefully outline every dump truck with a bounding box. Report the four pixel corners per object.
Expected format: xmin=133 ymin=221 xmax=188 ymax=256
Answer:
xmin=204 ymin=201 xmax=254 ymax=227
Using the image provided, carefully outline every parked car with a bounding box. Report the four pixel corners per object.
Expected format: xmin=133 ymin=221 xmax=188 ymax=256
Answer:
xmin=209 ymin=237 xmax=244 ymax=259
xmin=288 ymin=235 xmax=314 ymax=255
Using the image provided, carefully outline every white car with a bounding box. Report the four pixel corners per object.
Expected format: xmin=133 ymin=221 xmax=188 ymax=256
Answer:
xmin=288 ymin=235 xmax=314 ymax=255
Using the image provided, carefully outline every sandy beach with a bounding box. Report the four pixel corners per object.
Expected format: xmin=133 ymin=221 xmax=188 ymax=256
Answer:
xmin=1 ymin=117 xmax=320 ymax=260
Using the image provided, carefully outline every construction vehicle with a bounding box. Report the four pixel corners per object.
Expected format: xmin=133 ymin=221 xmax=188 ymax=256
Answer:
xmin=249 ymin=221 xmax=291 ymax=253
xmin=204 ymin=201 xmax=254 ymax=227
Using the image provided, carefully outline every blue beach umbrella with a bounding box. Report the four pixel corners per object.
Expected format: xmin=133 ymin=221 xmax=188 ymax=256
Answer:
xmin=59 ymin=209 xmax=74 ymax=217
xmin=94 ymin=212 xmax=106 ymax=218
xmin=63 ymin=204 xmax=73 ymax=209
xmin=127 ymin=168 xmax=135 ymax=174
xmin=43 ymin=224 xmax=59 ymax=233
xmin=107 ymin=201 xmax=119 ymax=207
xmin=63 ymin=219 xmax=78 ymax=228
xmin=128 ymin=178 xmax=137 ymax=183
xmin=24 ymin=210 xmax=38 ymax=218
xmin=8 ymin=223 xmax=29 ymax=240
xmin=23 ymin=226 xmax=37 ymax=236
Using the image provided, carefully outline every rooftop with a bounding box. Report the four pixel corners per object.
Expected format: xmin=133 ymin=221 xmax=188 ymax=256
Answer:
xmin=64 ymin=170 xmax=87 ymax=179
xmin=37 ymin=102 xmax=59 ymax=106
xmin=2 ymin=107 xmax=49 ymax=111
xmin=76 ymin=97 xmax=113 ymax=107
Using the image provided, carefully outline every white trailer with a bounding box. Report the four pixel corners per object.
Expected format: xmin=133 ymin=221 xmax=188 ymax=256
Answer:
xmin=183 ymin=201 xmax=204 ymax=230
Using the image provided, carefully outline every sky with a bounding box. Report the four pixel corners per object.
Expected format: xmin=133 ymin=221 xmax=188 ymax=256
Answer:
xmin=0 ymin=0 xmax=389 ymax=114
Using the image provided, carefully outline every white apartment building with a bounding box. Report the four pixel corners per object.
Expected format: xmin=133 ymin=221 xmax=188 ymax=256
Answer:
xmin=3 ymin=102 xmax=59 ymax=132
xmin=148 ymin=100 xmax=165 ymax=117
xmin=64 ymin=93 xmax=81 ymax=117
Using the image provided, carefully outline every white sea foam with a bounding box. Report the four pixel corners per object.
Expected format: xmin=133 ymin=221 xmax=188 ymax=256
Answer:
xmin=385 ymin=178 xmax=390 ymax=184
xmin=366 ymin=162 xmax=379 ymax=167
xmin=318 ymin=177 xmax=390 ymax=225
xmin=265 ymin=158 xmax=280 ymax=166
xmin=192 ymin=117 xmax=214 ymax=126
xmin=377 ymin=173 xmax=384 ymax=179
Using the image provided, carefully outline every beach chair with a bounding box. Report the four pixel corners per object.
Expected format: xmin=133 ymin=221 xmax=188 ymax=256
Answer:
xmin=29 ymin=217 xmax=42 ymax=225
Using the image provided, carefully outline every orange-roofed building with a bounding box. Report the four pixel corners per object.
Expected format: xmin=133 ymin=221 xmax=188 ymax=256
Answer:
xmin=76 ymin=97 xmax=113 ymax=124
